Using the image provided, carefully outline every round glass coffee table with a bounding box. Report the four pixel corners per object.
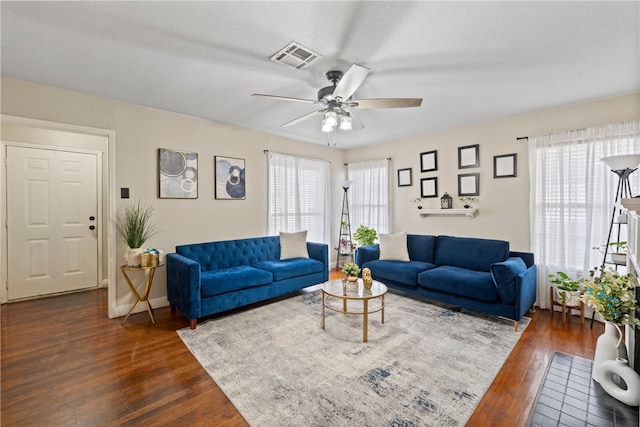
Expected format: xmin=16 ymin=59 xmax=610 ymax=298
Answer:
xmin=321 ymin=278 xmax=388 ymax=342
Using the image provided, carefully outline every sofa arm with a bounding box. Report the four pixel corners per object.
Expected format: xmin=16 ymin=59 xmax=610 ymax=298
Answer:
xmin=166 ymin=253 xmax=202 ymax=321
xmin=355 ymin=244 xmax=380 ymax=267
xmin=490 ymin=257 xmax=529 ymax=304
xmin=509 ymin=251 xmax=535 ymax=268
xmin=515 ymin=265 xmax=537 ymax=318
xmin=307 ymin=242 xmax=329 ymax=281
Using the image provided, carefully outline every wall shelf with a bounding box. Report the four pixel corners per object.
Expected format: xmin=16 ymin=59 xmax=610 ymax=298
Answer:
xmin=416 ymin=208 xmax=478 ymax=218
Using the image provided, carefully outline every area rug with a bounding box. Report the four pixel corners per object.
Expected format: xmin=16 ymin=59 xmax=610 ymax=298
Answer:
xmin=177 ymin=290 xmax=530 ymax=426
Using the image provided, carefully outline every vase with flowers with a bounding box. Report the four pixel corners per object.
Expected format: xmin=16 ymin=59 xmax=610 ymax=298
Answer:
xmin=581 ymin=266 xmax=640 ymax=383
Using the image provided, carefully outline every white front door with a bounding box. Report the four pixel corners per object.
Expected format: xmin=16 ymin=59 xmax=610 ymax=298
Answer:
xmin=6 ymin=146 xmax=99 ymax=300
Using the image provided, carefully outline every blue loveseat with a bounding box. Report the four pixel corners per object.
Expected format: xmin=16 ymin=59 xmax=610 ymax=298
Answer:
xmin=355 ymin=234 xmax=536 ymax=330
xmin=167 ymin=236 xmax=329 ymax=328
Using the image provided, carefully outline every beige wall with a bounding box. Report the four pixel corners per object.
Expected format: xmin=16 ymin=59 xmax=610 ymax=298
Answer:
xmin=0 ymin=77 xmax=346 ymax=314
xmin=2 ymin=76 xmax=639 ymax=314
xmin=346 ymin=91 xmax=640 ymax=252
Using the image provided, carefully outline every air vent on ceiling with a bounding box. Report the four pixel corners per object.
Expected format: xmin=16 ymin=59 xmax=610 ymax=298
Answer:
xmin=270 ymin=41 xmax=322 ymax=70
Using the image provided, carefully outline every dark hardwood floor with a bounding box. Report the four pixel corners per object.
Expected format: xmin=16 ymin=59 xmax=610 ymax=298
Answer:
xmin=1 ymin=272 xmax=602 ymax=426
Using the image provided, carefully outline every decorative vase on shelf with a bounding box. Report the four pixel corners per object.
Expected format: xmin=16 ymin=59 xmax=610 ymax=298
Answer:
xmin=592 ymin=322 xmax=628 ymax=383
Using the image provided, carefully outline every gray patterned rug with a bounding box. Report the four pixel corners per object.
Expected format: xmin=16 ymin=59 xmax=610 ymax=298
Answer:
xmin=177 ymin=290 xmax=530 ymax=426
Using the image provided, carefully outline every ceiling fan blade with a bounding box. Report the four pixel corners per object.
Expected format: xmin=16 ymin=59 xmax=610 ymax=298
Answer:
xmin=281 ymin=109 xmax=326 ymax=128
xmin=332 ymin=64 xmax=369 ymax=101
xmin=348 ymin=98 xmax=423 ymax=109
xmin=251 ymin=93 xmax=318 ymax=104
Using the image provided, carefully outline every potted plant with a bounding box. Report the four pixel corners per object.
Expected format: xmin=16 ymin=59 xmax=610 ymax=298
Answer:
xmin=548 ymin=271 xmax=583 ymax=306
xmin=341 ymin=262 xmax=361 ymax=282
xmin=411 ymin=197 xmax=423 ymax=209
xmin=460 ymin=197 xmax=479 ymax=209
xmin=117 ymin=200 xmax=158 ymax=267
xmin=353 ymin=225 xmax=378 ymax=247
xmin=609 ymin=241 xmax=628 ymax=265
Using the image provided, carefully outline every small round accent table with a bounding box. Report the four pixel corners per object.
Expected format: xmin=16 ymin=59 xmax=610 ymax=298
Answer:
xmin=321 ymin=278 xmax=388 ymax=342
xmin=120 ymin=263 xmax=164 ymax=324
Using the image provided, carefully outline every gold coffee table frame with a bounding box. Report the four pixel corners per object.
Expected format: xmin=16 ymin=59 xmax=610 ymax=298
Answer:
xmin=321 ymin=279 xmax=388 ymax=342
xmin=120 ymin=263 xmax=164 ymax=324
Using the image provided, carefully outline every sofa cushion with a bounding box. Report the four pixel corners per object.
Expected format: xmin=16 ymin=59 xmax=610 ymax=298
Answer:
xmin=201 ymin=266 xmax=273 ymax=297
xmin=417 ymin=266 xmax=500 ymax=303
xmin=177 ymin=237 xmax=280 ymax=270
xmin=490 ymin=257 xmax=527 ymax=304
xmin=253 ymin=258 xmax=323 ymax=282
xmin=279 ymin=230 xmax=309 ymax=260
xmin=363 ymin=259 xmax=437 ymax=287
xmin=407 ymin=234 xmax=437 ymax=263
xmin=379 ymin=231 xmax=410 ymax=261
xmin=434 ymin=236 xmax=509 ymax=272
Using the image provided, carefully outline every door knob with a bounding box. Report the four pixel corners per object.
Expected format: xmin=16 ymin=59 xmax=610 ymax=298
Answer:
xmin=89 ymin=216 xmax=95 ymax=221
xmin=89 ymin=225 xmax=96 ymax=230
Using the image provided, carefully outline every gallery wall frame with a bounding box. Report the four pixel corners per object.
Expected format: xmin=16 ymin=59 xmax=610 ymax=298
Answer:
xmin=420 ymin=150 xmax=438 ymax=172
xmin=420 ymin=177 xmax=438 ymax=198
xmin=458 ymin=144 xmax=479 ymax=169
xmin=397 ymin=168 xmax=413 ymax=187
xmin=458 ymin=173 xmax=479 ymax=196
xmin=494 ymin=153 xmax=517 ymax=178
xmin=158 ymin=148 xmax=198 ymax=199
xmin=215 ymin=155 xmax=246 ymax=200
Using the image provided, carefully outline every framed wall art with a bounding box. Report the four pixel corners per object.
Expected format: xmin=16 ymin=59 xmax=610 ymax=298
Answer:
xmin=420 ymin=177 xmax=438 ymax=198
xmin=215 ymin=156 xmax=246 ymax=200
xmin=494 ymin=153 xmax=517 ymax=178
xmin=420 ymin=150 xmax=438 ymax=172
xmin=458 ymin=173 xmax=479 ymax=196
xmin=158 ymin=148 xmax=198 ymax=199
xmin=397 ymin=168 xmax=412 ymax=187
xmin=458 ymin=144 xmax=479 ymax=169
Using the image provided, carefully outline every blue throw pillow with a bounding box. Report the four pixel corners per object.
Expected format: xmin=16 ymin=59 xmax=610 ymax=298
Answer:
xmin=490 ymin=257 xmax=527 ymax=304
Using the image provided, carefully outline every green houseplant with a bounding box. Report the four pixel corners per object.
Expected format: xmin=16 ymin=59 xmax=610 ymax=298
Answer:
xmin=548 ymin=271 xmax=583 ymax=305
xmin=353 ymin=225 xmax=378 ymax=247
xmin=117 ymin=200 xmax=158 ymax=266
xmin=581 ymin=266 xmax=640 ymax=326
xmin=341 ymin=262 xmax=361 ymax=281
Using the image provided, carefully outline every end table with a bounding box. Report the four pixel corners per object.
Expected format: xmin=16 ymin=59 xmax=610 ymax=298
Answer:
xmin=120 ymin=263 xmax=164 ymax=324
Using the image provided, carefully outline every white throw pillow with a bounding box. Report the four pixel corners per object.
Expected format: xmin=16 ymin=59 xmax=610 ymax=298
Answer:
xmin=378 ymin=231 xmax=410 ymax=261
xmin=279 ymin=230 xmax=309 ymax=260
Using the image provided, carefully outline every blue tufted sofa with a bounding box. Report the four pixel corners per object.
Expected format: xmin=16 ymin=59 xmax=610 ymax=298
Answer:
xmin=355 ymin=234 xmax=536 ymax=330
xmin=167 ymin=236 xmax=329 ymax=328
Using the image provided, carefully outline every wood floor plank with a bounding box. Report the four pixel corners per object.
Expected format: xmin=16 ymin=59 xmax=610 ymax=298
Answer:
xmin=1 ymin=274 xmax=600 ymax=426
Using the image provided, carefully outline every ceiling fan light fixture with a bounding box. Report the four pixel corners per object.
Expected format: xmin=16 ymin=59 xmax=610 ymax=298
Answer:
xmin=324 ymin=111 xmax=337 ymax=127
xmin=339 ymin=113 xmax=352 ymax=131
xmin=321 ymin=118 xmax=334 ymax=133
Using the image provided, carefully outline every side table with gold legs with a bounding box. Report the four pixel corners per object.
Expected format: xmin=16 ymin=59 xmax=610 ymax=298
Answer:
xmin=120 ymin=263 xmax=165 ymax=324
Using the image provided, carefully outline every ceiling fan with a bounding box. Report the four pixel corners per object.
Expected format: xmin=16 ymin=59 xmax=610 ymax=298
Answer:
xmin=252 ymin=64 xmax=422 ymax=133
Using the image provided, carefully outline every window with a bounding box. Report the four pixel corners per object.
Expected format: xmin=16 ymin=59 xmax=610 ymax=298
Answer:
xmin=267 ymin=152 xmax=330 ymax=243
xmin=347 ymin=159 xmax=390 ymax=234
xmin=530 ymin=121 xmax=640 ymax=308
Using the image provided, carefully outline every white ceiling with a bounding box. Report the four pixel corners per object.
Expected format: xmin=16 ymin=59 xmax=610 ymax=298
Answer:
xmin=1 ymin=1 xmax=639 ymax=149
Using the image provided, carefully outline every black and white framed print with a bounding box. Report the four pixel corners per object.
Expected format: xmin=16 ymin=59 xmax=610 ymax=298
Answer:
xmin=420 ymin=150 xmax=438 ymax=172
xmin=458 ymin=144 xmax=479 ymax=169
xmin=158 ymin=148 xmax=198 ymax=199
xmin=397 ymin=168 xmax=412 ymax=187
xmin=458 ymin=173 xmax=479 ymax=196
xmin=420 ymin=177 xmax=438 ymax=198
xmin=494 ymin=153 xmax=517 ymax=178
